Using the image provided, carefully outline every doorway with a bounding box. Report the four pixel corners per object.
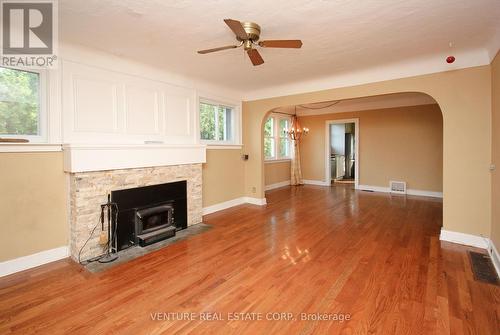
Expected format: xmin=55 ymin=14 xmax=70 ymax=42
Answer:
xmin=325 ymin=119 xmax=359 ymax=188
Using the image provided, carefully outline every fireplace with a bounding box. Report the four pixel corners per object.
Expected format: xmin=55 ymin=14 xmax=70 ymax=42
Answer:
xmin=111 ymin=181 xmax=187 ymax=251
xmin=134 ymin=202 xmax=175 ymax=246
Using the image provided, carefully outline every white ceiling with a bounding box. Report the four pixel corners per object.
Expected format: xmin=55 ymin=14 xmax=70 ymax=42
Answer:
xmin=59 ymin=0 xmax=500 ymax=95
xmin=273 ymin=92 xmax=437 ymax=116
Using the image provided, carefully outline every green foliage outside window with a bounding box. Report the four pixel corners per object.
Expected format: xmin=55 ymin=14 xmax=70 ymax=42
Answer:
xmin=279 ymin=119 xmax=290 ymax=157
xmin=200 ymin=102 xmax=216 ymax=140
xmin=200 ymin=102 xmax=232 ymax=141
xmin=0 ymin=67 xmax=40 ymax=135
xmin=264 ymin=117 xmax=274 ymax=158
xmin=265 ymin=115 xmax=291 ymax=160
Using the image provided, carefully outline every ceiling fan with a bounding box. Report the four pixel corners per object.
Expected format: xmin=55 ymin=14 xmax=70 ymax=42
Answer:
xmin=197 ymin=19 xmax=303 ymax=66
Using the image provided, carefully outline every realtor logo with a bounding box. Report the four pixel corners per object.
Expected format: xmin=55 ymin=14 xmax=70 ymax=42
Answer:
xmin=0 ymin=0 xmax=58 ymax=67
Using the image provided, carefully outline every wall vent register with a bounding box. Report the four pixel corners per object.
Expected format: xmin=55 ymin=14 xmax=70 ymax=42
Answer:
xmin=390 ymin=180 xmax=407 ymax=194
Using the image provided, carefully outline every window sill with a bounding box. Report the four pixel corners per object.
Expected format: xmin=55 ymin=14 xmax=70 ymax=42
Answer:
xmin=264 ymin=159 xmax=292 ymax=164
xmin=0 ymin=143 xmax=62 ymax=153
xmin=206 ymin=144 xmax=242 ymax=150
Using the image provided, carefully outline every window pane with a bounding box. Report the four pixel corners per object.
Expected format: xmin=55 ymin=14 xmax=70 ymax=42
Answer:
xmin=217 ymin=106 xmax=225 ymax=140
xmin=199 ymin=102 xmax=217 ymax=140
xmin=264 ymin=138 xmax=275 ymax=159
xmin=224 ymin=107 xmax=232 ymax=141
xmin=0 ymin=67 xmax=40 ymax=136
xmin=264 ymin=117 xmax=273 ymax=137
xmin=216 ymin=106 xmax=233 ymax=141
xmin=279 ymin=118 xmax=290 ymax=138
xmin=279 ymin=138 xmax=290 ymax=158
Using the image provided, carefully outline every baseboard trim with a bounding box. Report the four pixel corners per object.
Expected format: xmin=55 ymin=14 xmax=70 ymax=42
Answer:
xmin=406 ymin=189 xmax=443 ymax=198
xmin=439 ymin=229 xmax=489 ymax=249
xmin=202 ymin=198 xmax=246 ymax=215
xmin=265 ymin=180 xmax=291 ymax=191
xmin=357 ymin=184 xmax=443 ymax=198
xmin=488 ymin=239 xmax=500 ymax=279
xmin=439 ymin=229 xmax=500 ymax=278
xmin=303 ymin=179 xmax=330 ymax=186
xmin=243 ymin=197 xmax=267 ymax=206
xmin=0 ymin=246 xmax=69 ymax=277
xmin=203 ymin=197 xmax=267 ymax=215
xmin=357 ymin=184 xmax=388 ymax=193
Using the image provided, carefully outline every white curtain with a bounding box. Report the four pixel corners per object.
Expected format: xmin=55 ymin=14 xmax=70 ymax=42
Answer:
xmin=291 ymin=139 xmax=303 ymax=185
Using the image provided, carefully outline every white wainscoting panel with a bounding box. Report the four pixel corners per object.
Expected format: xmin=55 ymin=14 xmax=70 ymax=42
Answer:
xmin=62 ymin=60 xmax=197 ymax=145
xmin=73 ymin=76 xmax=119 ymax=133
xmin=124 ymin=84 xmax=161 ymax=136
xmin=165 ymin=86 xmax=194 ymax=140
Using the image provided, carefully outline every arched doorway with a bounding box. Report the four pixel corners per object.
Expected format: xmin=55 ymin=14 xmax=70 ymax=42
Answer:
xmin=261 ymin=93 xmax=443 ymax=199
xmin=243 ymin=67 xmax=492 ymax=237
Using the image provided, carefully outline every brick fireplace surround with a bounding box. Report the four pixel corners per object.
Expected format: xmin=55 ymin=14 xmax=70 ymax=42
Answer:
xmin=68 ymin=164 xmax=202 ymax=261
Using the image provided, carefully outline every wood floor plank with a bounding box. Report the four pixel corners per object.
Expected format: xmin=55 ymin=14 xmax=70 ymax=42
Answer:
xmin=0 ymin=185 xmax=498 ymax=334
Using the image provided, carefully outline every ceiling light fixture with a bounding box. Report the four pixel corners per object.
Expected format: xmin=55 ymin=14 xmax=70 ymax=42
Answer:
xmin=197 ymin=19 xmax=303 ymax=66
xmin=284 ymin=106 xmax=309 ymax=141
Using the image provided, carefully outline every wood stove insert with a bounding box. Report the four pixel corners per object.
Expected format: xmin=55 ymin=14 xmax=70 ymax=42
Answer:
xmin=111 ymin=181 xmax=187 ymax=251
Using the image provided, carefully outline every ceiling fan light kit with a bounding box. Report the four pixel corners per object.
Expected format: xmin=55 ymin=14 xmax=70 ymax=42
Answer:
xmin=197 ymin=19 xmax=303 ymax=66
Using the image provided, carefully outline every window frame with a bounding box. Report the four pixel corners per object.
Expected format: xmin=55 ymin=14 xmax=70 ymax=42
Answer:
xmin=0 ymin=66 xmax=47 ymax=143
xmin=264 ymin=113 xmax=293 ymax=162
xmin=198 ymin=98 xmax=236 ymax=146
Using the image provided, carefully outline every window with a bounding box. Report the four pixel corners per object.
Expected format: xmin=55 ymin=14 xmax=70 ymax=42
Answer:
xmin=264 ymin=114 xmax=292 ymax=161
xmin=199 ymin=100 xmax=234 ymax=143
xmin=0 ymin=67 xmax=45 ymax=142
xmin=264 ymin=117 xmax=275 ymax=159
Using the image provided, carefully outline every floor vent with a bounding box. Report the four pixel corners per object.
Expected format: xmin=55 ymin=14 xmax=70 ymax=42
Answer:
xmin=390 ymin=180 xmax=406 ymax=194
xmin=468 ymin=251 xmax=499 ymax=285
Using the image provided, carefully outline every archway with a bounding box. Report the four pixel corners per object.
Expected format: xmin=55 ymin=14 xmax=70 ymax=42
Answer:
xmin=261 ymin=93 xmax=443 ymax=199
xmin=242 ymin=66 xmax=492 ymax=238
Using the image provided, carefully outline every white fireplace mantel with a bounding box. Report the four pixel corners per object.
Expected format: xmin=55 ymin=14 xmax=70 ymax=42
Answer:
xmin=63 ymin=143 xmax=206 ymax=173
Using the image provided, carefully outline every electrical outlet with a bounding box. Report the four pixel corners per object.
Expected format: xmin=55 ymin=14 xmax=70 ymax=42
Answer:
xmin=251 ymin=186 xmax=256 ymax=193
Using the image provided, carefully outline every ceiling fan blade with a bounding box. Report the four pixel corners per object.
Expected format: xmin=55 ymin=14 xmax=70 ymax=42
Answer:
xmin=258 ymin=40 xmax=303 ymax=48
xmin=247 ymin=49 xmax=264 ymax=66
xmin=224 ymin=19 xmax=249 ymax=40
xmin=197 ymin=45 xmax=238 ymax=54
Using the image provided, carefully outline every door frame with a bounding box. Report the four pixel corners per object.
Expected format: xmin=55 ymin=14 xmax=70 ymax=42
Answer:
xmin=324 ymin=118 xmax=359 ymax=189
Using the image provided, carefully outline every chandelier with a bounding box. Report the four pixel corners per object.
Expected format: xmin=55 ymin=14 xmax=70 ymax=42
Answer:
xmin=279 ymin=101 xmax=343 ymax=141
xmin=284 ymin=113 xmax=309 ymax=141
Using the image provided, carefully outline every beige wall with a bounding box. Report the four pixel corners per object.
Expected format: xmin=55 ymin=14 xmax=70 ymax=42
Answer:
xmin=202 ymin=149 xmax=245 ymax=207
xmin=1 ymin=63 xmax=497 ymax=263
xmin=243 ymin=65 xmax=492 ymax=237
xmin=265 ymin=161 xmax=291 ymax=186
xmin=299 ymin=104 xmax=443 ymax=191
xmin=0 ymin=152 xmax=68 ymax=261
xmin=491 ymin=52 xmax=500 ymax=250
xmin=0 ymin=148 xmax=245 ymax=262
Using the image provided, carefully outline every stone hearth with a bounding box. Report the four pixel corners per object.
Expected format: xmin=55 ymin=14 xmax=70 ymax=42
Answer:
xmin=68 ymin=164 xmax=202 ymax=261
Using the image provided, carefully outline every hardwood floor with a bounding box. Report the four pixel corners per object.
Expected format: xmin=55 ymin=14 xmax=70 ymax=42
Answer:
xmin=0 ymin=185 xmax=498 ymax=334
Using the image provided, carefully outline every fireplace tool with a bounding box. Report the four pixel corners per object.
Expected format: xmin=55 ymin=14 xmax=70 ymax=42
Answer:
xmin=98 ymin=195 xmax=119 ymax=263
xmin=98 ymin=205 xmax=108 ymax=245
